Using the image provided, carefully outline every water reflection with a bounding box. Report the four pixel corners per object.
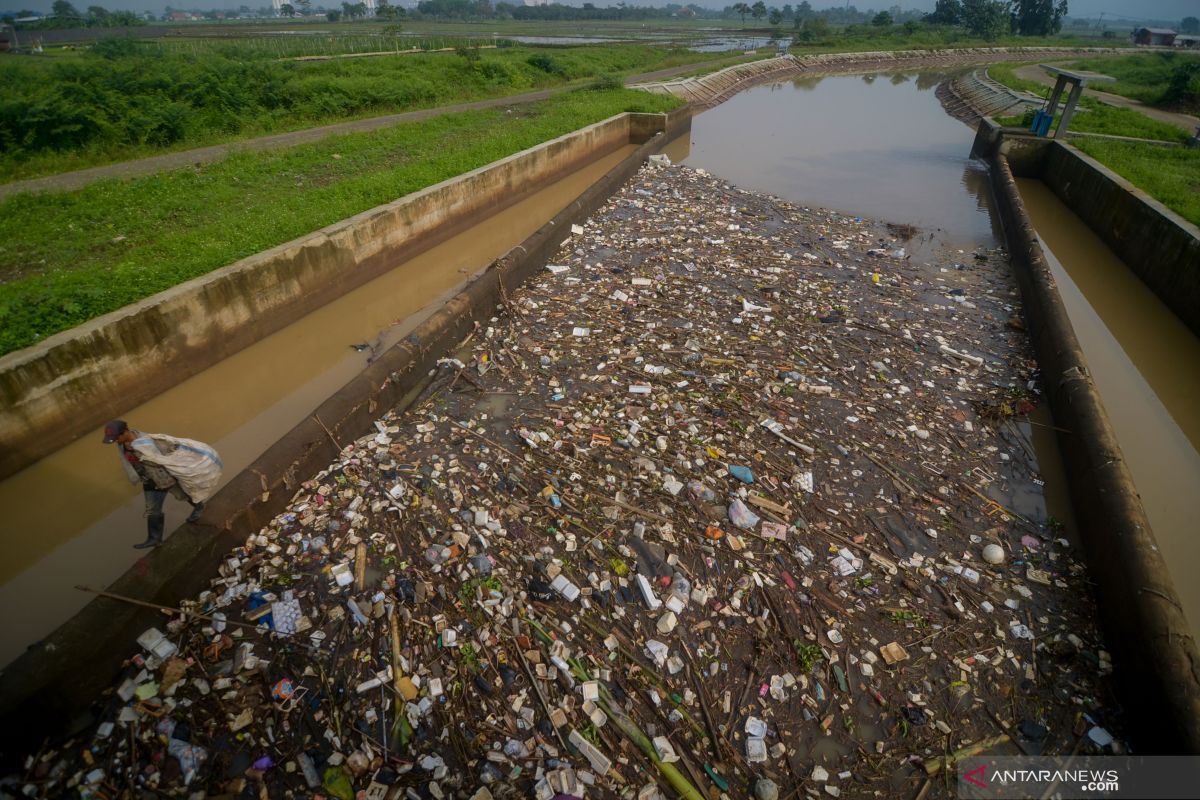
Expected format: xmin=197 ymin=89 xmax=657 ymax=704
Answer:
xmin=961 ymin=161 xmax=1005 ymax=243
xmin=915 ymin=72 xmax=942 ymax=91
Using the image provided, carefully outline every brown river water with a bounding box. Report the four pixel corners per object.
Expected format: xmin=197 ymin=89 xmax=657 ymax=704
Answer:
xmin=1017 ymin=179 xmax=1200 ymax=638
xmin=3 ymin=70 xmax=1196 ymax=665
xmin=0 ymin=146 xmax=636 ymax=666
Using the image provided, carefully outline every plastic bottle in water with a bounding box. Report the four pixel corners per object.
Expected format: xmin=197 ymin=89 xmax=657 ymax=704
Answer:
xmin=297 ymin=752 xmax=321 ymax=789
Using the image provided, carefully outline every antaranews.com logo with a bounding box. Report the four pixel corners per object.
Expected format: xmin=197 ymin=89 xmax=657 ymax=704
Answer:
xmin=958 ymin=756 xmax=1200 ymax=799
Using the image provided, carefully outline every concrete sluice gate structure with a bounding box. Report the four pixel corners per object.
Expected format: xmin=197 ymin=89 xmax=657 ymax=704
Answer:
xmin=2 ymin=48 xmax=1199 ymax=787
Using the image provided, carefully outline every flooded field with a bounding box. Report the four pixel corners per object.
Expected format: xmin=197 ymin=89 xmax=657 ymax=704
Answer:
xmin=0 ymin=145 xmax=636 ymax=667
xmin=689 ymin=35 xmax=779 ymax=51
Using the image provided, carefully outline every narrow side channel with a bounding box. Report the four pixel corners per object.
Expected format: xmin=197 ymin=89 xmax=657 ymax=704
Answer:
xmin=1017 ymin=178 xmax=1200 ymax=640
xmin=0 ymin=145 xmax=638 ymax=668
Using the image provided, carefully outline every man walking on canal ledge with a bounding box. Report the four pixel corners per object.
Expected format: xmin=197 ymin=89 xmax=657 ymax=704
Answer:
xmin=102 ymin=420 xmax=223 ymax=549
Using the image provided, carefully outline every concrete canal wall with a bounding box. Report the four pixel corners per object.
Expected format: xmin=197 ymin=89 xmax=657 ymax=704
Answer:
xmin=0 ymin=110 xmax=687 ymax=483
xmin=973 ymin=120 xmax=1200 ymax=338
xmin=979 ymin=127 xmax=1200 ymax=752
xmin=1039 ymin=142 xmax=1200 ymax=337
xmin=0 ymin=111 xmax=690 ymax=754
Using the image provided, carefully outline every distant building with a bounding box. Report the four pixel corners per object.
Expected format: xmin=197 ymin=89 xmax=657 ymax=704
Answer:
xmin=1132 ymin=27 xmax=1176 ymax=46
xmin=1176 ymin=34 xmax=1200 ymax=49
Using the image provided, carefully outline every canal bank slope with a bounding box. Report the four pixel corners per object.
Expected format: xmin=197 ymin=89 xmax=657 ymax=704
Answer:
xmin=0 ymin=111 xmax=686 ymax=483
xmin=2 ymin=161 xmax=1123 ymax=796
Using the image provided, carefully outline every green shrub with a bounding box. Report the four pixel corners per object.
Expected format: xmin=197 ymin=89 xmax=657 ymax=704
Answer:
xmin=91 ymin=37 xmax=142 ymax=59
xmin=584 ymin=73 xmax=624 ymax=91
xmin=1160 ymin=60 xmax=1200 ymax=112
xmin=526 ymin=53 xmax=563 ymax=75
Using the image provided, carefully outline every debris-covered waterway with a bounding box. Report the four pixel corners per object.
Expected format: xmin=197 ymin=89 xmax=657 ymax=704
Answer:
xmin=12 ymin=162 xmax=1124 ymax=800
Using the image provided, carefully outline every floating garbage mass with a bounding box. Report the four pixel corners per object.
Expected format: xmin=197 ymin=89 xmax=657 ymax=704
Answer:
xmin=12 ymin=161 xmax=1124 ymax=799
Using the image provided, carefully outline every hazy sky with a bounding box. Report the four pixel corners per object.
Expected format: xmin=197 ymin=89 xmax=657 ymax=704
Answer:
xmin=6 ymin=0 xmax=1194 ymax=23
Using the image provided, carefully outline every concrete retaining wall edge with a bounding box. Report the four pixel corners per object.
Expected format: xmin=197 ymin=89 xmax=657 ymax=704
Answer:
xmin=987 ymin=151 xmax=1200 ymax=753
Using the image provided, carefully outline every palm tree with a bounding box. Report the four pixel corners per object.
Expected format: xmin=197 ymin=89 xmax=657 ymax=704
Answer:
xmin=733 ymin=2 xmax=750 ymax=23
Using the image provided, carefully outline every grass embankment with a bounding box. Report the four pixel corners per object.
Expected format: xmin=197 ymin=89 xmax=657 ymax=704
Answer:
xmin=0 ymin=42 xmax=714 ymax=181
xmin=0 ymin=87 xmax=680 ymax=356
xmin=987 ymin=62 xmax=1200 ymax=228
xmin=988 ymin=63 xmax=1192 ymax=143
xmin=1061 ymin=51 xmax=1200 ymax=112
xmin=1071 ymin=139 xmax=1200 ymax=227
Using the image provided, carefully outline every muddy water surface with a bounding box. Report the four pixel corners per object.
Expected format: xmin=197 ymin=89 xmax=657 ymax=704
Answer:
xmin=680 ymin=71 xmax=1002 ymax=247
xmin=0 ymin=145 xmax=636 ymax=666
xmin=1017 ymin=178 xmax=1200 ymax=638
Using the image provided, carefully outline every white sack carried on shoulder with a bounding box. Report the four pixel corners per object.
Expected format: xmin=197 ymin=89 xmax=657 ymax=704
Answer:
xmin=129 ymin=434 xmax=224 ymax=504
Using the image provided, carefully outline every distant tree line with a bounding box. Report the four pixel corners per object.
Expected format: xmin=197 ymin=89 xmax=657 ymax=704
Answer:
xmin=391 ymin=0 xmax=1071 ymax=39
xmin=925 ymin=0 xmax=1069 ymax=39
xmin=5 ymin=0 xmax=147 ymax=27
xmin=2 ymin=0 xmax=1078 ymax=40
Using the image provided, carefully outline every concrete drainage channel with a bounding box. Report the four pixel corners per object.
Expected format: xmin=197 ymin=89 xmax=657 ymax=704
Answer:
xmin=3 ymin=48 xmax=1198 ymax=759
xmin=972 ymin=120 xmax=1200 ymax=751
xmin=0 ymin=108 xmax=689 ymax=744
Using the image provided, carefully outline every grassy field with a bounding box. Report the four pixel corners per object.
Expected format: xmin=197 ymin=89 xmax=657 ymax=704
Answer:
xmin=0 ymin=87 xmax=680 ymax=356
xmin=1062 ymin=51 xmax=1200 ymax=110
xmin=0 ymin=19 xmax=1132 ymax=354
xmin=1071 ymin=139 xmax=1200 ymax=227
xmin=0 ymin=18 xmax=1121 ymax=183
xmin=0 ymin=42 xmax=718 ymax=181
xmin=989 ymin=63 xmax=1192 ymax=143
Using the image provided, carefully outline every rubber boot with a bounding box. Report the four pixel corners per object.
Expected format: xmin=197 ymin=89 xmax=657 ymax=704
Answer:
xmin=134 ymin=513 xmax=165 ymax=549
xmin=187 ymin=502 xmax=205 ymax=524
